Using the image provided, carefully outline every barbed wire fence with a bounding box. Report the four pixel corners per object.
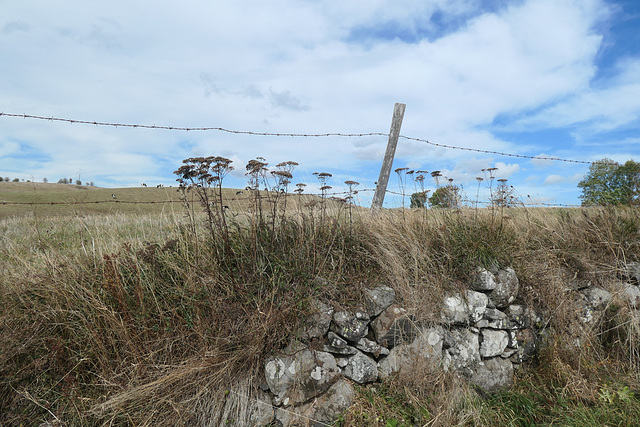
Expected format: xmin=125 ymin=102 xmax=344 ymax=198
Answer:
xmin=0 ymin=112 xmax=592 ymax=209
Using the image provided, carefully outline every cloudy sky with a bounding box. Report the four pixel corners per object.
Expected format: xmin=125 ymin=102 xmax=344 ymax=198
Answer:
xmin=1 ymin=0 xmax=639 ymax=207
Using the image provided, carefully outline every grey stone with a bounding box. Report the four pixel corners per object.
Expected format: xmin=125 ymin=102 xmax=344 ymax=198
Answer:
xmin=371 ymin=304 xmax=418 ymax=347
xmin=354 ymin=337 xmax=390 ymax=357
xmin=582 ymin=286 xmax=612 ymax=310
xmin=443 ymin=328 xmax=480 ymax=376
xmin=342 ymin=350 xmax=378 ymax=384
xmin=501 ymin=347 xmax=517 ymax=358
xmin=247 ymin=389 xmax=275 ymax=426
xmin=379 ymin=327 xmax=444 ymax=379
xmin=335 ymin=356 xmax=349 ymax=368
xmin=509 ymin=329 xmax=537 ymax=363
xmin=621 ymin=261 xmax=640 ymax=285
xmin=322 ymin=344 xmax=357 ymax=355
xmin=275 ymin=378 xmax=355 ymax=427
xmin=505 ymin=305 xmax=528 ymax=329
xmin=442 ymin=294 xmax=469 ymax=325
xmin=327 ymin=331 xmax=348 ymax=348
xmin=265 ymin=350 xmax=340 ymax=406
xmin=615 ymin=282 xmax=640 ymax=308
xmin=479 ymin=329 xmax=509 ymax=358
xmin=442 ymin=291 xmax=487 ymax=325
xmin=470 ymin=357 xmax=514 ymax=392
xmin=486 ymin=268 xmax=520 ymax=308
xmin=364 ymin=285 xmax=396 ymax=317
xmin=476 ymin=308 xmax=511 ymax=329
xmin=472 ymin=268 xmax=498 ymax=291
xmin=467 ymin=290 xmax=489 ymax=323
xmin=301 ymin=299 xmax=334 ymax=340
xmin=330 ymin=311 xmax=369 ymax=342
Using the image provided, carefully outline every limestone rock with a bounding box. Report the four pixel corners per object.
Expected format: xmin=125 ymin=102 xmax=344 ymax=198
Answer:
xmin=614 ymin=282 xmax=640 ymax=308
xmin=442 ymin=290 xmax=488 ymax=325
xmin=486 ymin=268 xmax=520 ymax=308
xmin=371 ymin=304 xmax=417 ymax=347
xmin=472 ymin=268 xmax=498 ymax=291
xmin=443 ymin=328 xmax=480 ymax=376
xmin=620 ymin=261 xmax=640 ymax=285
xmin=301 ymin=300 xmax=334 ymax=340
xmin=378 ymin=327 xmax=444 ymax=379
xmin=247 ymin=389 xmax=275 ymax=426
xmin=476 ymin=308 xmax=511 ymax=329
xmin=509 ymin=329 xmax=537 ymax=363
xmin=364 ymin=285 xmax=396 ymax=317
xmin=582 ymin=286 xmax=612 ymax=310
xmin=505 ymin=305 xmax=528 ymax=329
xmin=471 ymin=357 xmax=514 ymax=392
xmin=323 ymin=332 xmax=357 ymax=355
xmin=479 ymin=329 xmax=509 ymax=358
xmin=275 ymin=378 xmax=355 ymax=427
xmin=342 ymin=350 xmax=378 ymax=384
xmin=265 ymin=350 xmax=340 ymax=406
xmin=354 ymin=337 xmax=390 ymax=358
xmin=330 ymin=311 xmax=369 ymax=343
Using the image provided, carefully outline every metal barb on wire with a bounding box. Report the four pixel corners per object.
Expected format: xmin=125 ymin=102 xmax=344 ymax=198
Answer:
xmin=0 ymin=112 xmax=594 ymax=164
xmin=398 ymin=135 xmax=592 ymax=164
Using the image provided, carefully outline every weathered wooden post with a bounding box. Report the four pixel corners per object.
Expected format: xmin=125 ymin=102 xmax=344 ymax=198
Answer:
xmin=371 ymin=103 xmax=406 ymax=211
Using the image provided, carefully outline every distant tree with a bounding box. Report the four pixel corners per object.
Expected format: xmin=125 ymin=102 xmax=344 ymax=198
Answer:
xmin=578 ymin=159 xmax=640 ymax=206
xmin=75 ymin=179 xmax=82 ymax=185
xmin=429 ymin=184 xmax=461 ymax=209
xmin=42 ymin=177 xmax=48 ymax=183
xmin=88 ymin=181 xmax=95 ymax=186
xmin=3 ymin=177 xmax=8 ymax=182
xmin=12 ymin=178 xmax=19 ymax=182
xmin=410 ymin=191 xmax=428 ymax=208
xmin=58 ymin=178 xmax=69 ymax=184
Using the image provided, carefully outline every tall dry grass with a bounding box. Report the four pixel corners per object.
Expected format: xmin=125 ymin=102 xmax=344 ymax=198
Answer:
xmin=1 ymin=205 xmax=640 ymax=425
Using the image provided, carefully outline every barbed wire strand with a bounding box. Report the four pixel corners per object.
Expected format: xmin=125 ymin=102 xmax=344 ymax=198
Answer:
xmin=0 ymin=112 xmax=593 ymax=165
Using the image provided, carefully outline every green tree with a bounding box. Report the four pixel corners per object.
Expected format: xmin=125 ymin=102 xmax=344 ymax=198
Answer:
xmin=578 ymin=159 xmax=640 ymax=206
xmin=410 ymin=191 xmax=428 ymax=208
xmin=429 ymin=185 xmax=460 ymax=209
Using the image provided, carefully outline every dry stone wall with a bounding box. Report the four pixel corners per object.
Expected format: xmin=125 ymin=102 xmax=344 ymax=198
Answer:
xmin=245 ymin=262 xmax=640 ymax=426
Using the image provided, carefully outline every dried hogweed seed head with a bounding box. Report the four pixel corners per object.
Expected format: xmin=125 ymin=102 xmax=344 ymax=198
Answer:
xmin=271 ymin=170 xmax=293 ymax=179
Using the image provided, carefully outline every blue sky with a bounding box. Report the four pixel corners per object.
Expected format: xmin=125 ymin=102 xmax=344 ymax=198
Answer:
xmin=1 ymin=0 xmax=639 ymax=207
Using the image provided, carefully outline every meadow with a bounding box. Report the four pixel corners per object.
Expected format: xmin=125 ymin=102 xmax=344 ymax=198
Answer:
xmin=2 ymin=181 xmax=640 ymax=426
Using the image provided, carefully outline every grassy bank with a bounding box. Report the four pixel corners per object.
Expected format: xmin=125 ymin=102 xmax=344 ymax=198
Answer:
xmin=1 ymin=201 xmax=640 ymax=425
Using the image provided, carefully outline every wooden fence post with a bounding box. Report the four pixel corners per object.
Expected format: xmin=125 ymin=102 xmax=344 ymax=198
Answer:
xmin=371 ymin=103 xmax=406 ymax=211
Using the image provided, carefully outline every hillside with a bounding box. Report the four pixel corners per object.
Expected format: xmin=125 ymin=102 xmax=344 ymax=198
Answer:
xmin=0 ymin=182 xmax=326 ymax=220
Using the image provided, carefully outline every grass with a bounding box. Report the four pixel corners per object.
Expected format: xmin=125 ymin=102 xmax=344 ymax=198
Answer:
xmin=1 ymin=187 xmax=640 ymax=425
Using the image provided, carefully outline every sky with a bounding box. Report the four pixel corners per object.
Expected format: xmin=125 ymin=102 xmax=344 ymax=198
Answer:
xmin=1 ymin=0 xmax=639 ymax=208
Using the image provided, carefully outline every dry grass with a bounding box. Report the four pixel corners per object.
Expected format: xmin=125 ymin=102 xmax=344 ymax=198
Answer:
xmin=1 ymin=204 xmax=640 ymax=426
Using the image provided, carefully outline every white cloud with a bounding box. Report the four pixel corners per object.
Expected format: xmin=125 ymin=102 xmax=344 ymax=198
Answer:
xmin=0 ymin=0 xmax=634 ymax=208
